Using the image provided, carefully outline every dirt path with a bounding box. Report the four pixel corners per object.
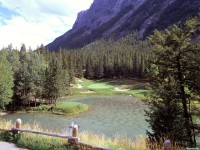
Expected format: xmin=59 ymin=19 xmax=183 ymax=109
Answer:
xmin=0 ymin=142 xmax=28 ymax=150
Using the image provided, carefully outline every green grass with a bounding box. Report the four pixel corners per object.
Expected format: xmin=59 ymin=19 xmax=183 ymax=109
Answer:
xmin=87 ymin=82 xmax=115 ymax=89
xmin=56 ymin=102 xmax=82 ymax=109
xmin=30 ymin=102 xmax=88 ymax=116
xmin=0 ymin=120 xmax=74 ymax=150
xmin=53 ymin=102 xmax=88 ymax=115
xmin=13 ymin=133 xmax=72 ymax=150
xmin=70 ymin=78 xmax=149 ymax=98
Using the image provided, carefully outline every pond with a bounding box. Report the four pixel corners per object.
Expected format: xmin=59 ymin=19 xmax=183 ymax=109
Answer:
xmin=2 ymin=96 xmax=148 ymax=139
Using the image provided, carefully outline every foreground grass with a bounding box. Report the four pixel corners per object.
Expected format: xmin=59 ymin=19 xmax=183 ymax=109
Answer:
xmin=0 ymin=119 xmax=71 ymax=150
xmin=30 ymin=102 xmax=88 ymax=116
xmin=0 ymin=119 xmax=185 ymax=150
xmin=70 ymin=78 xmax=149 ymax=99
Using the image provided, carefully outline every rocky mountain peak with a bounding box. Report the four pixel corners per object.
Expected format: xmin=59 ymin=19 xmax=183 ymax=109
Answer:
xmin=47 ymin=0 xmax=200 ymax=51
xmin=73 ymin=0 xmax=147 ymax=29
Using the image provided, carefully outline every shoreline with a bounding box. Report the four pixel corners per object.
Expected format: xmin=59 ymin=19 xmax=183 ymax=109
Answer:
xmin=0 ymin=102 xmax=89 ymax=117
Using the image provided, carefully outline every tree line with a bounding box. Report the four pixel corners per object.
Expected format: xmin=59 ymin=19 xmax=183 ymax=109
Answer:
xmin=0 ymin=33 xmax=153 ymax=110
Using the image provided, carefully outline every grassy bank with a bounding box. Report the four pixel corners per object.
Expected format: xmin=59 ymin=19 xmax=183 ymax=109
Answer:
xmin=30 ymin=102 xmax=88 ymax=116
xmin=70 ymin=78 xmax=149 ymax=99
xmin=0 ymin=119 xmax=185 ymax=150
xmin=0 ymin=119 xmax=73 ymax=150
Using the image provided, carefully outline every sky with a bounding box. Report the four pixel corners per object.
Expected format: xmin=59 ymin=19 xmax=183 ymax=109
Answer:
xmin=0 ymin=0 xmax=93 ymax=50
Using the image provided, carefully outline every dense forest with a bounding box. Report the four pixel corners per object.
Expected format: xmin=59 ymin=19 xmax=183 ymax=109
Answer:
xmin=0 ymin=33 xmax=153 ymax=110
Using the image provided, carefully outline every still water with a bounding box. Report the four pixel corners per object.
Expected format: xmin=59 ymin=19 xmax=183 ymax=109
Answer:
xmin=3 ymin=96 xmax=148 ymax=139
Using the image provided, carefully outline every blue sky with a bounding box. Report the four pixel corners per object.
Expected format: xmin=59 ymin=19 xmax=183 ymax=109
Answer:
xmin=0 ymin=0 xmax=93 ymax=49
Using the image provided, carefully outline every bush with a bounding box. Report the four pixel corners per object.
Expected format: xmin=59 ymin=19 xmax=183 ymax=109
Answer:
xmin=0 ymin=131 xmax=20 ymax=143
xmin=31 ymin=105 xmax=50 ymax=112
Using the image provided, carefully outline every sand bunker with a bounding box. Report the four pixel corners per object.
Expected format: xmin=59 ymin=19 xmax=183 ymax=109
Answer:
xmin=114 ymin=87 xmax=130 ymax=91
xmin=78 ymin=79 xmax=83 ymax=82
xmin=77 ymin=84 xmax=83 ymax=89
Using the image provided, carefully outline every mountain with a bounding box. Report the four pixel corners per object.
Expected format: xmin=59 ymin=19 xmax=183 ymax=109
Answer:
xmin=47 ymin=0 xmax=200 ymax=51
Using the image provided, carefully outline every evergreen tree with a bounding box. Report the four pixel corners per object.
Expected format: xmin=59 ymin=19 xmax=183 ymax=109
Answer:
xmin=146 ymin=14 xmax=200 ymax=146
xmin=42 ymin=58 xmax=68 ymax=103
xmin=146 ymin=66 xmax=189 ymax=145
xmin=85 ymin=53 xmax=95 ymax=79
xmin=27 ymin=51 xmax=46 ymax=106
xmin=12 ymin=45 xmax=46 ymax=107
xmin=14 ymin=44 xmax=30 ymax=106
xmin=0 ymin=51 xmax=14 ymax=109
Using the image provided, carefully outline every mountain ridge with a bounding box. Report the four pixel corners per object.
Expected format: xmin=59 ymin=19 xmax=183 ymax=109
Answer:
xmin=47 ymin=0 xmax=200 ymax=51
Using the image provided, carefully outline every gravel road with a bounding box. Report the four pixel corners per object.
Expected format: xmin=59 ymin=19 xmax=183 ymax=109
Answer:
xmin=0 ymin=142 xmax=28 ymax=150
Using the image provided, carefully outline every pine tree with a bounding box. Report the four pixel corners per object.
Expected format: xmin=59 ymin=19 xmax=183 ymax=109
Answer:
xmin=0 ymin=51 xmax=14 ymax=109
xmin=14 ymin=44 xmax=30 ymax=106
xmin=42 ymin=58 xmax=68 ymax=103
xmin=146 ymin=66 xmax=190 ymax=144
xmin=85 ymin=54 xmax=95 ymax=79
xmin=146 ymin=14 xmax=200 ymax=146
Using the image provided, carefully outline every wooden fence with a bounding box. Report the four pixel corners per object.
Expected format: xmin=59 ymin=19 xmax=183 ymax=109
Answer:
xmin=0 ymin=118 xmax=113 ymax=150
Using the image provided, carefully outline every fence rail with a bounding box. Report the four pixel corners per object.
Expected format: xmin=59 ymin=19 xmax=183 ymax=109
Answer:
xmin=0 ymin=119 xmax=113 ymax=150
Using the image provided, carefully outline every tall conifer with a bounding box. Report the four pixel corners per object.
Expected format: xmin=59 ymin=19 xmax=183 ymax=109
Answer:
xmin=146 ymin=14 xmax=200 ymax=146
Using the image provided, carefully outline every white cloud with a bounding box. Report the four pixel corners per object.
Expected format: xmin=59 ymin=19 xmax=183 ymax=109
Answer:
xmin=0 ymin=0 xmax=93 ymax=49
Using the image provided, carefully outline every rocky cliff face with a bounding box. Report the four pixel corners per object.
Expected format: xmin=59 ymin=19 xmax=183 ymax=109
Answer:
xmin=73 ymin=0 xmax=145 ymax=30
xmin=47 ymin=0 xmax=200 ymax=51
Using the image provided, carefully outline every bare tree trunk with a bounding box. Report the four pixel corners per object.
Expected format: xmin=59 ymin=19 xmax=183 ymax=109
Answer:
xmin=177 ymin=56 xmax=194 ymax=146
xmin=34 ymin=97 xmax=36 ymax=107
